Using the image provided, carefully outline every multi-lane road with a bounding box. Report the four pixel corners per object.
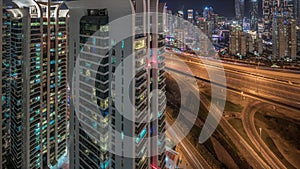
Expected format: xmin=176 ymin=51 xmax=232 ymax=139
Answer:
xmin=165 ymin=71 xmax=211 ymax=169
xmin=166 ymin=51 xmax=300 ymax=111
xmin=166 ymin=117 xmax=211 ymax=169
xmin=171 ymin=72 xmax=269 ymax=169
xmin=242 ymin=102 xmax=287 ymax=169
xmin=165 ymin=51 xmax=300 ymax=168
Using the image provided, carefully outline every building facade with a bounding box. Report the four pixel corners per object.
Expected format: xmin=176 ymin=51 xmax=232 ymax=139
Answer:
xmin=67 ymin=0 xmax=166 ymax=169
xmin=0 ymin=2 xmax=11 ymax=168
xmin=2 ymin=0 xmax=69 ymax=168
xmin=272 ymin=16 xmax=297 ymax=59
xmin=229 ymin=25 xmax=247 ymax=57
xmin=250 ymin=0 xmax=259 ymax=31
xmin=235 ymin=0 xmax=245 ymax=21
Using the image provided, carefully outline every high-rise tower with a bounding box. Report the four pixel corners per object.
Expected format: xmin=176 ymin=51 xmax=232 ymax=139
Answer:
xmin=67 ymin=0 xmax=166 ymax=168
xmin=272 ymin=16 xmax=297 ymax=59
xmin=235 ymin=0 xmax=245 ymax=21
xmin=5 ymin=0 xmax=69 ymax=168
xmin=0 ymin=1 xmax=11 ymax=168
xmin=250 ymin=0 xmax=259 ymax=30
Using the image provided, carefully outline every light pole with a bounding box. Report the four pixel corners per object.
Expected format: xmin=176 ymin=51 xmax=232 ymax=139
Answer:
xmin=259 ymin=127 xmax=262 ymax=154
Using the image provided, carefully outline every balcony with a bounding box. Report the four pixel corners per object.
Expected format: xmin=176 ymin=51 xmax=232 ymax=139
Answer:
xmin=136 ymin=109 xmax=147 ymax=123
xmin=136 ymin=96 xmax=146 ymax=108
xmin=158 ymin=62 xmax=165 ymax=69
xmin=136 ymin=61 xmax=146 ymax=72
xmin=135 ymin=49 xmax=147 ymax=60
xmin=135 ymin=86 xmax=147 ymax=98
xmin=135 ymin=69 xmax=147 ymax=80
xmin=137 ymin=102 xmax=147 ymax=113
xmin=135 ymin=39 xmax=146 ymax=51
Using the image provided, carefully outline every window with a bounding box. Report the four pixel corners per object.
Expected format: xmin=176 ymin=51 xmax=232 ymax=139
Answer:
xmin=135 ymin=39 xmax=146 ymax=50
xmin=100 ymin=25 xmax=109 ymax=32
xmin=111 ymin=57 xmax=117 ymax=64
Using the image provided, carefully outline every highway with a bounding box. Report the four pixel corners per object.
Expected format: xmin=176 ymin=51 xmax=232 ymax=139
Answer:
xmin=167 ymin=72 xmax=269 ymax=168
xmin=172 ymin=72 xmax=270 ymax=169
xmin=242 ymin=102 xmax=287 ymax=169
xmin=200 ymin=94 xmax=270 ymax=169
xmin=166 ymin=114 xmax=211 ymax=169
xmin=164 ymin=52 xmax=297 ymax=168
xmin=165 ymin=71 xmax=211 ymax=169
xmin=165 ymin=52 xmax=300 ymax=111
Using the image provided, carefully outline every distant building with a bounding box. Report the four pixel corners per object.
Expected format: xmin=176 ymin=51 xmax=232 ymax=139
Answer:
xmin=167 ymin=10 xmax=174 ymax=36
xmin=203 ymin=6 xmax=214 ymax=21
xmin=272 ymin=17 xmax=297 ymax=59
xmin=256 ymin=37 xmax=264 ymax=55
xmin=198 ymin=17 xmax=213 ymax=38
xmin=247 ymin=34 xmax=255 ymax=54
xmin=229 ymin=25 xmax=247 ymax=57
xmin=235 ymin=0 xmax=245 ymax=21
xmin=297 ymin=26 xmax=300 ymax=56
xmin=297 ymin=0 xmax=300 ymax=24
xmin=174 ymin=29 xmax=185 ymax=50
xmin=262 ymin=0 xmax=274 ymax=32
xmin=187 ymin=9 xmax=193 ymax=23
xmin=194 ymin=10 xmax=200 ymax=25
xmin=250 ymin=0 xmax=259 ymax=31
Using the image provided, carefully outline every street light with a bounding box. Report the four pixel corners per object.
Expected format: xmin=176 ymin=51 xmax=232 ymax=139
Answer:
xmin=259 ymin=127 xmax=262 ymax=154
xmin=241 ymin=91 xmax=245 ymax=100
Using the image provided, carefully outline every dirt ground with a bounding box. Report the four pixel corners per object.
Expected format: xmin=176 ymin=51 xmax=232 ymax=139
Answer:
xmin=255 ymin=109 xmax=300 ymax=169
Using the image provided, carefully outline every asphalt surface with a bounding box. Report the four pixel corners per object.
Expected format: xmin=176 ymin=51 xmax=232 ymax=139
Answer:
xmin=242 ymin=102 xmax=287 ymax=169
xmin=165 ymin=52 xmax=297 ymax=168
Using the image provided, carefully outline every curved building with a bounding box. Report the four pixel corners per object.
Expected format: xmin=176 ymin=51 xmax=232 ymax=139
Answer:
xmin=66 ymin=0 xmax=166 ymax=169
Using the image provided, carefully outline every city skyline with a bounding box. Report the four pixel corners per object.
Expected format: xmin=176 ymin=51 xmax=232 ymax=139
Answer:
xmin=162 ymin=0 xmax=262 ymax=18
xmin=0 ymin=0 xmax=299 ymax=169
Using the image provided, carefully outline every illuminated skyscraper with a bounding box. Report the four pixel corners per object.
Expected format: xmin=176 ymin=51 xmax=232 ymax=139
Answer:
xmin=250 ymin=0 xmax=259 ymax=30
xmin=67 ymin=0 xmax=166 ymax=168
xmin=0 ymin=1 xmax=11 ymax=168
xmin=272 ymin=16 xmax=297 ymax=59
xmin=297 ymin=0 xmax=300 ymax=23
xmin=229 ymin=25 xmax=247 ymax=57
xmin=167 ymin=10 xmax=174 ymax=36
xmin=262 ymin=0 xmax=273 ymax=32
xmin=3 ymin=0 xmax=69 ymax=168
xmin=187 ymin=9 xmax=193 ymax=23
xmin=203 ymin=6 xmax=213 ymax=20
xmin=235 ymin=0 xmax=245 ymax=21
xmin=263 ymin=0 xmax=298 ymax=32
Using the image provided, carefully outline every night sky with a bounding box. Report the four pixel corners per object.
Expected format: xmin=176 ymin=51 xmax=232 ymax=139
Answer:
xmin=161 ymin=0 xmax=256 ymax=18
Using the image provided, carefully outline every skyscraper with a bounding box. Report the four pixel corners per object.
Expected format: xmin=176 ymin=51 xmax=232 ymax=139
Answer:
xmin=250 ymin=0 xmax=259 ymax=30
xmin=67 ymin=0 xmax=166 ymax=168
xmin=263 ymin=0 xmax=298 ymax=32
xmin=297 ymin=0 xmax=300 ymax=24
xmin=262 ymin=0 xmax=273 ymax=32
xmin=203 ymin=6 xmax=214 ymax=21
xmin=166 ymin=9 xmax=174 ymax=36
xmin=229 ymin=25 xmax=247 ymax=57
xmin=235 ymin=0 xmax=245 ymax=21
xmin=272 ymin=16 xmax=297 ymax=59
xmin=0 ymin=1 xmax=10 ymax=168
xmin=3 ymin=0 xmax=69 ymax=168
xmin=187 ymin=9 xmax=193 ymax=23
